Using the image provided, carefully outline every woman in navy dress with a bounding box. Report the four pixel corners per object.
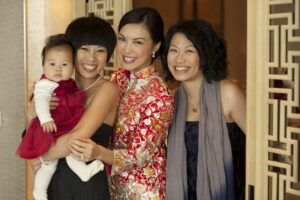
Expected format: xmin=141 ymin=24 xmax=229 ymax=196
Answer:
xmin=162 ymin=19 xmax=246 ymax=200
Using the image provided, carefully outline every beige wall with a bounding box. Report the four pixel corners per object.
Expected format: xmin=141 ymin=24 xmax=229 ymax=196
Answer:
xmin=27 ymin=0 xmax=46 ymax=89
xmin=45 ymin=0 xmax=73 ymax=37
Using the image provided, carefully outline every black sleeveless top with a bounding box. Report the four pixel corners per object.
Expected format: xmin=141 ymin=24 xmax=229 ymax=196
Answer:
xmin=48 ymin=123 xmax=113 ymax=200
xmin=185 ymin=122 xmax=245 ymax=200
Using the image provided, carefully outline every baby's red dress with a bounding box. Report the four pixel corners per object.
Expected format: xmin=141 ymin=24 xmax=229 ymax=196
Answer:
xmin=16 ymin=76 xmax=86 ymax=159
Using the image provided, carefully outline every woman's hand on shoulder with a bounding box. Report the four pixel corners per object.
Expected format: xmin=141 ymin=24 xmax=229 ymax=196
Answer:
xmin=221 ymin=79 xmax=246 ymax=133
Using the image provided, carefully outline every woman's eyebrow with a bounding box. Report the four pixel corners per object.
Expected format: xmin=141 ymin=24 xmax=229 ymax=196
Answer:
xmin=133 ymin=38 xmax=146 ymax=41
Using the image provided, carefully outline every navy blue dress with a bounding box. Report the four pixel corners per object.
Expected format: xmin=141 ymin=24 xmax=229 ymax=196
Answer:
xmin=47 ymin=124 xmax=112 ymax=200
xmin=185 ymin=122 xmax=245 ymax=200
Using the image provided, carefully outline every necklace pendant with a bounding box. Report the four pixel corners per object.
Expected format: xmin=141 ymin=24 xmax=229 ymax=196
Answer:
xmin=192 ymin=108 xmax=197 ymax=112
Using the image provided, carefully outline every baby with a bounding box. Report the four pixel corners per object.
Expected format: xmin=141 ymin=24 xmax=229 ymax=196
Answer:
xmin=17 ymin=34 xmax=104 ymax=200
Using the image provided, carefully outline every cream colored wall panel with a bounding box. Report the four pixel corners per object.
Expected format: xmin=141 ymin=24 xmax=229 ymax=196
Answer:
xmin=72 ymin=0 xmax=87 ymax=19
xmin=27 ymin=0 xmax=46 ymax=86
xmin=26 ymin=1 xmax=47 ymax=199
xmin=27 ymin=0 xmax=76 ymax=85
xmin=45 ymin=0 xmax=73 ymax=36
xmin=246 ymin=0 xmax=269 ymax=198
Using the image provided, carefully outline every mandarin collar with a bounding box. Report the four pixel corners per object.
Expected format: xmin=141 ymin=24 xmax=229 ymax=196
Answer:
xmin=129 ymin=65 xmax=156 ymax=80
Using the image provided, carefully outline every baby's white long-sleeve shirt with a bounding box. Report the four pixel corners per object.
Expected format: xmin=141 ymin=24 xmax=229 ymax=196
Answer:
xmin=34 ymin=79 xmax=59 ymax=125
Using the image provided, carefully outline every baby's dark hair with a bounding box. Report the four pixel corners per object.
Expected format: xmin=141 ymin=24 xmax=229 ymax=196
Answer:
xmin=41 ymin=34 xmax=75 ymax=65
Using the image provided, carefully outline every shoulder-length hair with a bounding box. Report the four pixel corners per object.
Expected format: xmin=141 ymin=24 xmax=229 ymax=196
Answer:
xmin=161 ymin=19 xmax=228 ymax=83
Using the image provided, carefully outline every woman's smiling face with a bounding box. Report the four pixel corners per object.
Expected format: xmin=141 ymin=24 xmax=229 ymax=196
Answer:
xmin=75 ymin=45 xmax=107 ymax=78
xmin=167 ymin=33 xmax=202 ymax=82
xmin=117 ymin=23 xmax=160 ymax=73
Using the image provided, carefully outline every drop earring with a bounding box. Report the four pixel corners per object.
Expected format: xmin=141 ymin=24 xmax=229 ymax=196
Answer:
xmin=152 ymin=52 xmax=155 ymax=58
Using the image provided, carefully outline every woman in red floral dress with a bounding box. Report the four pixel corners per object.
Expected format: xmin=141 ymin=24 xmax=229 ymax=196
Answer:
xmin=69 ymin=7 xmax=174 ymax=199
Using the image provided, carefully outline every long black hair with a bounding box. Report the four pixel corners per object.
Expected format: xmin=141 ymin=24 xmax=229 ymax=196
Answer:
xmin=118 ymin=7 xmax=164 ymax=60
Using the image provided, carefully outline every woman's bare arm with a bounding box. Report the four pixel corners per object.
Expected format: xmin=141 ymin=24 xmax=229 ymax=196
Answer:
xmin=221 ymin=80 xmax=246 ymax=133
xmin=42 ymin=81 xmax=119 ymax=161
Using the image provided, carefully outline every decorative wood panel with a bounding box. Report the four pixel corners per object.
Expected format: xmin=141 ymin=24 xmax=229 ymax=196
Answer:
xmin=87 ymin=0 xmax=132 ymax=78
xmin=247 ymin=0 xmax=300 ymax=199
xmin=267 ymin=0 xmax=300 ymax=199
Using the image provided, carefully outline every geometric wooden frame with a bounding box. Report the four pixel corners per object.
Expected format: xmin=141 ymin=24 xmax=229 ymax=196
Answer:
xmin=247 ymin=0 xmax=300 ymax=199
xmin=267 ymin=0 xmax=300 ymax=199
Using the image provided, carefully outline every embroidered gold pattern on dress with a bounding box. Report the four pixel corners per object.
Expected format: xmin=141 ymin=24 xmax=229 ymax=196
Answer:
xmin=109 ymin=66 xmax=174 ymax=199
xmin=114 ymin=154 xmax=123 ymax=166
xmin=144 ymin=167 xmax=154 ymax=178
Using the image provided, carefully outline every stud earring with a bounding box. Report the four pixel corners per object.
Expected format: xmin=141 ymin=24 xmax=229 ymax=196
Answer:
xmin=152 ymin=52 xmax=155 ymax=58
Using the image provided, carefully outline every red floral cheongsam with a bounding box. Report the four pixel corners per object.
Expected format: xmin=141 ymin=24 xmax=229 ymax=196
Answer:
xmin=109 ymin=65 xmax=174 ymax=199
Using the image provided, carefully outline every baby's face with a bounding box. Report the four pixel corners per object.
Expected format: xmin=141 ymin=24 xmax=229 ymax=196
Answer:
xmin=43 ymin=45 xmax=74 ymax=82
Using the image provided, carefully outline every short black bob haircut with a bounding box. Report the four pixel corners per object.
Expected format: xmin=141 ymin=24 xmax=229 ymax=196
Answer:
xmin=118 ymin=7 xmax=164 ymax=60
xmin=65 ymin=16 xmax=116 ymax=62
xmin=161 ymin=19 xmax=228 ymax=83
xmin=41 ymin=34 xmax=74 ymax=65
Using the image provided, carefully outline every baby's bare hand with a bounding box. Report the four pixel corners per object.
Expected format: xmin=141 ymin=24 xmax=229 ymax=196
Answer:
xmin=42 ymin=121 xmax=57 ymax=133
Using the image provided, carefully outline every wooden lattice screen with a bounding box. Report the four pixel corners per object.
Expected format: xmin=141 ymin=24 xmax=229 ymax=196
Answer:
xmin=247 ymin=0 xmax=300 ymax=199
